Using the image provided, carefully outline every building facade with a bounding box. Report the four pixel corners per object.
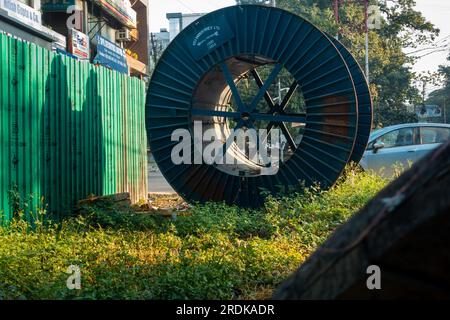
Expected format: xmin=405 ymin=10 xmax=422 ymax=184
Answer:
xmin=40 ymin=0 xmax=148 ymax=78
xmin=149 ymin=12 xmax=203 ymax=72
xmin=166 ymin=12 xmax=203 ymax=42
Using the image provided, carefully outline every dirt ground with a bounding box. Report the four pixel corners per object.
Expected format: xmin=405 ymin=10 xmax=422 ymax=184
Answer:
xmin=147 ymin=193 xmax=187 ymax=210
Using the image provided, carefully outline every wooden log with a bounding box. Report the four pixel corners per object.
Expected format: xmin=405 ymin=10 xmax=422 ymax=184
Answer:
xmin=274 ymin=141 xmax=450 ymax=300
xmin=76 ymin=193 xmax=131 ymax=209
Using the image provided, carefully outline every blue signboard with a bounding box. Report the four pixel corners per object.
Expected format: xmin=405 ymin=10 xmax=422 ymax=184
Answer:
xmin=41 ymin=0 xmax=75 ymax=12
xmin=93 ymin=35 xmax=128 ymax=74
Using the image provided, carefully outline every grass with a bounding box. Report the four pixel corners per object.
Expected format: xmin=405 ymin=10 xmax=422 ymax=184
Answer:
xmin=0 ymin=168 xmax=388 ymax=300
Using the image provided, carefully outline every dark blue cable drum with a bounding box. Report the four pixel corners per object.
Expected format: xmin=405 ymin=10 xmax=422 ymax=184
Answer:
xmin=328 ymin=36 xmax=373 ymax=163
xmin=146 ymin=5 xmax=373 ymax=208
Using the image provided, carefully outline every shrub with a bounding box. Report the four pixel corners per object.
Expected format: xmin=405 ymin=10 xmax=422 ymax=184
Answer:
xmin=0 ymin=168 xmax=388 ymax=299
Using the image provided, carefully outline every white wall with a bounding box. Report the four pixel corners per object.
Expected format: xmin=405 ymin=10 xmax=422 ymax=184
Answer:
xmin=181 ymin=14 xmax=203 ymax=29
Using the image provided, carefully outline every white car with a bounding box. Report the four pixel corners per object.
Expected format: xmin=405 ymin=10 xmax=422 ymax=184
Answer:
xmin=360 ymin=123 xmax=450 ymax=177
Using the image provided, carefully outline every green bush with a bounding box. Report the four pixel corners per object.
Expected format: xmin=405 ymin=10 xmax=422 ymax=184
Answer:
xmin=0 ymin=168 xmax=387 ymax=299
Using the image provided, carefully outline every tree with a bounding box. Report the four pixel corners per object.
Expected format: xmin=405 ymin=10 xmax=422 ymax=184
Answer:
xmin=427 ymin=54 xmax=450 ymax=123
xmin=235 ymin=0 xmax=439 ymax=127
xmin=149 ymin=33 xmax=166 ymax=75
xmin=437 ymin=54 xmax=450 ymax=89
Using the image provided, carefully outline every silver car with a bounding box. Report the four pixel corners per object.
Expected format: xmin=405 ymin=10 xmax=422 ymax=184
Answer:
xmin=360 ymin=123 xmax=450 ymax=177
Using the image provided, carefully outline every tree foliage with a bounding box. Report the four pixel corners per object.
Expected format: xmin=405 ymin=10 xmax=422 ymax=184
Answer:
xmin=0 ymin=169 xmax=386 ymax=299
xmin=440 ymin=54 xmax=450 ymax=84
xmin=427 ymin=54 xmax=450 ymax=123
xmin=235 ymin=0 xmax=439 ymax=127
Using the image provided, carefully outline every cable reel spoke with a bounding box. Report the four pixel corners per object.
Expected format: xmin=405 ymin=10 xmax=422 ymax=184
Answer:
xmin=221 ymin=62 xmax=247 ymax=113
xmin=279 ymin=82 xmax=299 ymax=112
xmin=279 ymin=123 xmax=297 ymax=151
xmin=249 ymin=68 xmax=303 ymax=152
xmin=249 ymin=63 xmax=283 ymax=112
xmin=250 ymin=113 xmax=306 ymax=123
xmin=250 ymin=69 xmax=276 ymax=109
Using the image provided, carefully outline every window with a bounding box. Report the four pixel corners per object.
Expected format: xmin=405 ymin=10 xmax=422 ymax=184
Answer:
xmin=377 ymin=128 xmax=415 ymax=148
xmin=16 ymin=0 xmax=33 ymax=7
xmin=420 ymin=127 xmax=450 ymax=144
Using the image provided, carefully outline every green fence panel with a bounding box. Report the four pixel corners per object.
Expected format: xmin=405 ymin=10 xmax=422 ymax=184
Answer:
xmin=0 ymin=34 xmax=148 ymax=223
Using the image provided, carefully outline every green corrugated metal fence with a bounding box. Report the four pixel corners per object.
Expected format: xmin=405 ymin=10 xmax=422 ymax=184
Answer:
xmin=0 ymin=33 xmax=148 ymax=223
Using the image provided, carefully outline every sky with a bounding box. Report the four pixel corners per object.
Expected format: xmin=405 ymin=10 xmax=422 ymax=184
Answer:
xmin=149 ymin=0 xmax=235 ymax=32
xmin=148 ymin=0 xmax=450 ymax=81
xmin=408 ymin=0 xmax=450 ymax=94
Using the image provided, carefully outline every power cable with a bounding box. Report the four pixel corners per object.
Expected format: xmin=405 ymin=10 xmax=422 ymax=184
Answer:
xmin=174 ymin=0 xmax=195 ymax=13
xmin=415 ymin=48 xmax=448 ymax=59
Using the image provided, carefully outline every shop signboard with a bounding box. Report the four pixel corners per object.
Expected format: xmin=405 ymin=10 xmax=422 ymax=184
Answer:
xmin=68 ymin=28 xmax=89 ymax=60
xmin=0 ymin=0 xmax=42 ymax=27
xmin=41 ymin=0 xmax=76 ymax=12
xmin=93 ymin=35 xmax=128 ymax=74
xmin=0 ymin=0 xmax=67 ymax=50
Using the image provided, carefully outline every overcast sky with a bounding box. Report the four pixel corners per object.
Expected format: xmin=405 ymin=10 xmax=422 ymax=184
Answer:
xmin=148 ymin=0 xmax=450 ymax=79
xmin=409 ymin=0 xmax=449 ymax=93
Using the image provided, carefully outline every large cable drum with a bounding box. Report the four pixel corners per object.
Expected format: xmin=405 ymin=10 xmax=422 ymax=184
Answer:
xmin=328 ymin=36 xmax=373 ymax=164
xmin=146 ymin=5 xmax=373 ymax=208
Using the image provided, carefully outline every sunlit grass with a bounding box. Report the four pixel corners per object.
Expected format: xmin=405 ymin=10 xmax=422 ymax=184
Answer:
xmin=0 ymin=168 xmax=388 ymax=300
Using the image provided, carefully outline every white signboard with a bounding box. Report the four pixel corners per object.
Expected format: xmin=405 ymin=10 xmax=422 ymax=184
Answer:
xmin=0 ymin=0 xmax=42 ymax=27
xmin=68 ymin=28 xmax=89 ymax=60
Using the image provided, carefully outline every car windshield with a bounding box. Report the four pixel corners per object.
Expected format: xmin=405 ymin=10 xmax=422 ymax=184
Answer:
xmin=369 ymin=128 xmax=386 ymax=140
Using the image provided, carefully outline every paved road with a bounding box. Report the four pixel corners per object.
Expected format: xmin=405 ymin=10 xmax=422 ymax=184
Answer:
xmin=147 ymin=153 xmax=176 ymax=194
xmin=148 ymin=169 xmax=175 ymax=194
